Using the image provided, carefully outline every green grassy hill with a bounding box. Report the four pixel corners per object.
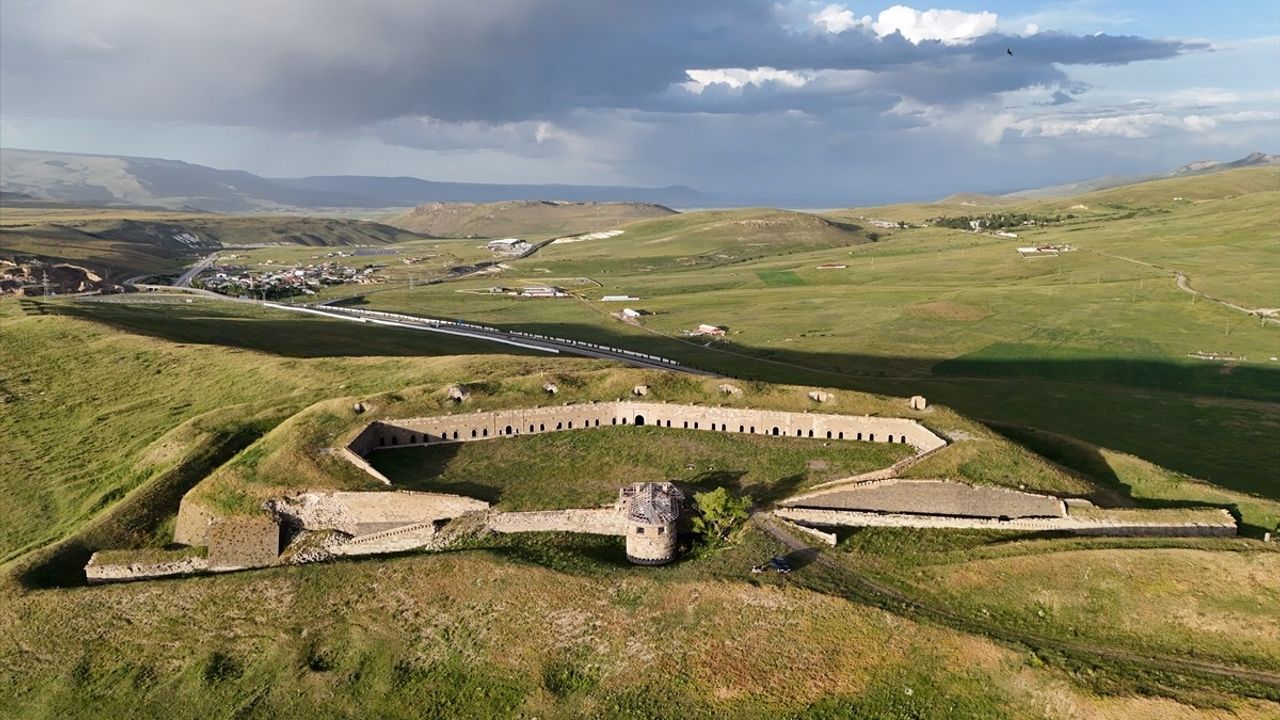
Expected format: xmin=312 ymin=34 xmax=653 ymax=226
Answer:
xmin=0 ymin=205 xmax=430 ymax=280
xmin=2 ymin=167 xmax=1278 ymax=718
xmin=389 ymin=200 xmax=676 ymax=238
xmin=347 ymin=168 xmax=1279 ymax=496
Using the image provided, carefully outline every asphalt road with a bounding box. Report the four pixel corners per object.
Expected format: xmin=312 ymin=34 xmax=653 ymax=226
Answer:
xmin=266 ymin=302 xmax=710 ymax=373
xmin=174 ymin=253 xmax=218 ymax=287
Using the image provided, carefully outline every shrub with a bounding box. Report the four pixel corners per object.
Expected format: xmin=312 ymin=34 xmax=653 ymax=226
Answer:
xmin=690 ymin=487 xmax=751 ymax=548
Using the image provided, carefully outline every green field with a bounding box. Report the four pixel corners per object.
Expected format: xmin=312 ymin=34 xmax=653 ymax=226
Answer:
xmin=756 ymin=269 xmax=806 ymax=287
xmin=3 ymin=167 xmax=1279 ymax=718
xmin=340 ymin=168 xmax=1280 ymax=499
xmin=0 ymin=299 xmax=546 ymax=563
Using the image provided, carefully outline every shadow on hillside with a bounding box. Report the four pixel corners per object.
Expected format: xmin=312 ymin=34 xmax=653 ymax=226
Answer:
xmin=41 ymin=301 xmax=540 ymax=359
xmin=675 ymin=470 xmax=810 ymax=507
xmin=35 ymin=302 xmax=1280 ymax=500
xmin=14 ymin=421 xmax=270 ymax=590
xmin=988 ymin=423 xmax=1270 ymax=537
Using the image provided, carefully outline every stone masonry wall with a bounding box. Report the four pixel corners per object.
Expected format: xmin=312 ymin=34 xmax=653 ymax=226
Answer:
xmin=487 ymin=508 xmax=625 ymax=536
xmin=85 ymin=553 xmax=210 ymax=584
xmin=775 ymin=507 xmax=1237 ymax=537
xmin=353 ymin=401 xmax=947 ymax=457
xmin=207 ymin=516 xmax=281 ymax=570
xmin=271 ymin=491 xmax=488 ymax=536
xmin=173 ymin=499 xmax=218 ymax=546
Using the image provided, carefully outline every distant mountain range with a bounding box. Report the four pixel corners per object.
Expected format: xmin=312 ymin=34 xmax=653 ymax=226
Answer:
xmin=1002 ymin=152 xmax=1279 ymax=200
xmin=4 ymin=147 xmax=1275 ymax=212
xmin=0 ymin=148 xmax=712 ymax=212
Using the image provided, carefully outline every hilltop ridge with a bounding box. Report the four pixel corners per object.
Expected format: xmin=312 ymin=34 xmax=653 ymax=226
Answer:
xmin=1002 ymin=151 xmax=1280 ymax=200
xmin=388 ymin=200 xmax=677 ymax=238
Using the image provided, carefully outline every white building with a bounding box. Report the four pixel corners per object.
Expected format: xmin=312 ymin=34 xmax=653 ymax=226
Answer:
xmin=486 ymin=238 xmax=530 ymax=254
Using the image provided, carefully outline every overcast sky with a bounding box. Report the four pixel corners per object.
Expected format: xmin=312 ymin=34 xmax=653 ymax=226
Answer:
xmin=2 ymin=0 xmax=1278 ymax=204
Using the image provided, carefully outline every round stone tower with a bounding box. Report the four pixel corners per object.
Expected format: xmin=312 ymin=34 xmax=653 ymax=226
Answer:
xmin=619 ymin=482 xmax=683 ymax=565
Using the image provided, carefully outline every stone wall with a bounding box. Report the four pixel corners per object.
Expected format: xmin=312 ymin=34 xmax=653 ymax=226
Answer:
xmin=624 ymin=520 xmax=678 ymax=564
xmin=782 ymin=479 xmax=1068 ymax=519
xmin=487 ymin=508 xmax=625 ymax=536
xmin=85 ymin=553 xmax=210 ymax=584
xmin=352 ymin=401 xmax=947 ymax=458
xmin=207 ymin=516 xmax=281 ymax=570
xmin=774 ymin=507 xmax=1237 ymax=537
xmin=331 ymin=522 xmax=442 ymax=556
xmin=271 ymin=491 xmax=488 ymax=537
xmin=173 ymin=499 xmax=218 ymax=546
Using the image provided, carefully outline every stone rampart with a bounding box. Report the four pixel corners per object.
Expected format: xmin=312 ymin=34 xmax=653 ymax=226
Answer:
xmin=173 ymin=499 xmax=218 ymax=546
xmin=782 ymin=479 xmax=1068 ymax=519
xmin=775 ymin=507 xmax=1237 ymax=537
xmin=207 ymin=516 xmax=281 ymax=570
xmin=339 ymin=446 xmax=392 ymax=485
xmin=271 ymin=491 xmax=488 ymax=537
xmin=487 ymin=508 xmax=625 ymax=536
xmin=85 ymin=553 xmax=210 ymax=584
xmin=352 ymin=401 xmax=947 ymax=457
xmin=331 ymin=522 xmax=442 ymax=555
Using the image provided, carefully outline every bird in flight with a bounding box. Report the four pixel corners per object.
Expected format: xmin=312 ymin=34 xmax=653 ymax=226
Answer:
xmin=1007 ymin=48 xmax=1014 ymax=56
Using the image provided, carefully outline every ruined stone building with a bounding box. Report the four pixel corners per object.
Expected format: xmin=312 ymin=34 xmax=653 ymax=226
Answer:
xmin=619 ymin=482 xmax=683 ymax=565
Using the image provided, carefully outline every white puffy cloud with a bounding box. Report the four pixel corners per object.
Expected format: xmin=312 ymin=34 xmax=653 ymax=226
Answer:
xmin=872 ymin=5 xmax=999 ymax=45
xmin=1181 ymin=115 xmax=1217 ymax=132
xmin=682 ymin=67 xmax=811 ymax=93
xmin=810 ymin=4 xmax=871 ymax=33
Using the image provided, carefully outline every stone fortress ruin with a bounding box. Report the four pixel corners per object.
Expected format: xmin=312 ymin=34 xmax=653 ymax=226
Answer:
xmin=86 ymin=394 xmax=1239 ymax=583
xmin=620 ymin=482 xmax=683 ymax=565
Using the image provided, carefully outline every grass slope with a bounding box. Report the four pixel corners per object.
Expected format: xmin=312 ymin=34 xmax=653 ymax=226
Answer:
xmin=0 ymin=205 xmax=430 ymax=280
xmin=3 ymin=528 xmax=1277 ymax=719
xmin=389 ymin=200 xmax=676 ymax=239
xmin=347 ymin=167 xmax=1279 ymax=500
xmin=0 ymin=299 xmax=546 ymax=561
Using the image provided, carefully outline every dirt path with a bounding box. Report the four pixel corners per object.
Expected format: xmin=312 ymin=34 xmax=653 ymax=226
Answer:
xmin=1086 ymin=248 xmax=1279 ymax=326
xmin=754 ymin=514 xmax=1280 ymax=695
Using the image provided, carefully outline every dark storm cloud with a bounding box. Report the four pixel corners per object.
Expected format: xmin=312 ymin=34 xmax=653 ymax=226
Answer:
xmin=0 ymin=0 xmax=1201 ymax=129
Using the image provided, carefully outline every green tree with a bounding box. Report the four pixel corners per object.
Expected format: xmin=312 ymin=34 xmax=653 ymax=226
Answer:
xmin=690 ymin=487 xmax=751 ymax=547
